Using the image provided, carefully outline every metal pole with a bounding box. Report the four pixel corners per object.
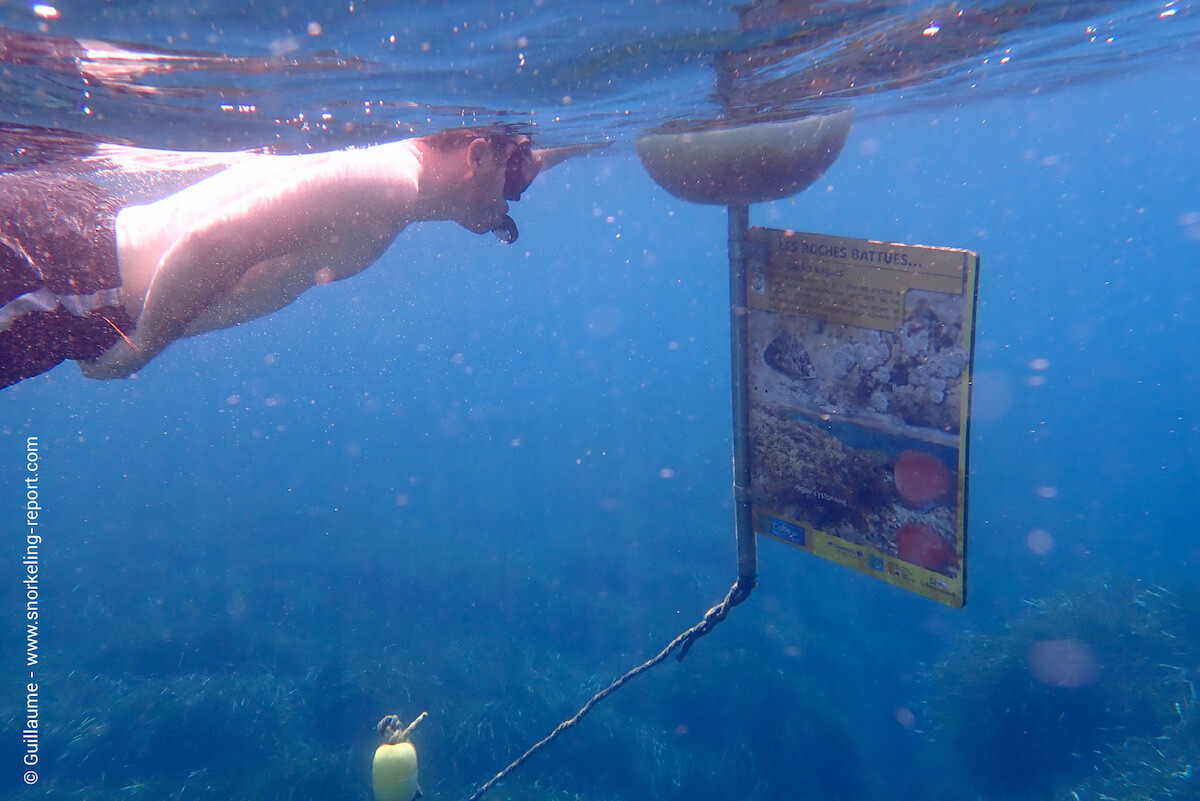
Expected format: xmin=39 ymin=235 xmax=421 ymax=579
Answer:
xmin=727 ymin=203 xmax=757 ymax=595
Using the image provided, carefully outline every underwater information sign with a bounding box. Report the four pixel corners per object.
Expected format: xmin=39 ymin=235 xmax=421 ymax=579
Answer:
xmin=744 ymin=228 xmax=979 ymax=607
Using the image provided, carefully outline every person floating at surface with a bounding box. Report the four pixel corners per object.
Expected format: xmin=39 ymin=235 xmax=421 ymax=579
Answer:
xmin=0 ymin=129 xmax=585 ymax=389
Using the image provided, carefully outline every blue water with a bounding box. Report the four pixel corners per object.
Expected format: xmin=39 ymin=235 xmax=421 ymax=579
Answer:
xmin=2 ymin=2 xmax=1199 ymax=800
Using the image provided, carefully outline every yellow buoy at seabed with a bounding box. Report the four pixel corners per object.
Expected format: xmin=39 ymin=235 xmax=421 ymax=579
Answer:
xmin=373 ymin=740 xmax=419 ymax=801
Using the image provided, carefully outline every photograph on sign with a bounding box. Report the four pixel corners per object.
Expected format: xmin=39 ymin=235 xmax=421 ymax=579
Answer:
xmin=744 ymin=229 xmax=979 ymax=607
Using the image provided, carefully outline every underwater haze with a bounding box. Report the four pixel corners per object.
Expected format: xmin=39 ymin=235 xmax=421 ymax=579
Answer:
xmin=2 ymin=2 xmax=1199 ymax=800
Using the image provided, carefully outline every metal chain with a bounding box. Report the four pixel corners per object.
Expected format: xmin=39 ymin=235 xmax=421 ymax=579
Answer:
xmin=464 ymin=577 xmax=752 ymax=801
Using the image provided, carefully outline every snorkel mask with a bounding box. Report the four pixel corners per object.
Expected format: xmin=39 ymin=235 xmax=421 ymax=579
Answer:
xmin=493 ymin=137 xmax=536 ymax=244
xmin=489 ymin=137 xmax=604 ymax=244
xmin=504 ymin=138 xmax=536 ymax=202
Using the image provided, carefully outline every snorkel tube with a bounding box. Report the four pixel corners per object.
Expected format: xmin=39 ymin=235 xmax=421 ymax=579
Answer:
xmin=493 ymin=214 xmax=519 ymax=244
xmin=492 ymin=141 xmax=609 ymax=245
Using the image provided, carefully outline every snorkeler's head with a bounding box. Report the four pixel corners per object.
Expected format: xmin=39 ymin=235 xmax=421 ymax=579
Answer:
xmin=422 ymin=127 xmax=537 ymax=243
xmin=424 ymin=128 xmax=604 ymax=244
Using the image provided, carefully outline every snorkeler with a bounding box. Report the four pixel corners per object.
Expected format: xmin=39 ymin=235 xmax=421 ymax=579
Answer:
xmin=0 ymin=129 xmax=583 ymax=388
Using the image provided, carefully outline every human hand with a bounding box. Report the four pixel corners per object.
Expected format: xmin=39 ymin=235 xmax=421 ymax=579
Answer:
xmin=78 ymin=336 xmax=151 ymax=379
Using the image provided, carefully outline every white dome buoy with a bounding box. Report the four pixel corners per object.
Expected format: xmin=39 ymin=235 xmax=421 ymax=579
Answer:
xmin=635 ymin=109 xmax=853 ymax=205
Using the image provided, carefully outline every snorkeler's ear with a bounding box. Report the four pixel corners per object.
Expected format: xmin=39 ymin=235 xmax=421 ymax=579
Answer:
xmin=466 ymin=137 xmax=492 ymax=175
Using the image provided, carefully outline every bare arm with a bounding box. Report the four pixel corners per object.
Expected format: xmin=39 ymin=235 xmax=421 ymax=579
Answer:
xmin=81 ymin=145 xmax=418 ymax=378
xmin=182 ymin=235 xmax=395 ymax=336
